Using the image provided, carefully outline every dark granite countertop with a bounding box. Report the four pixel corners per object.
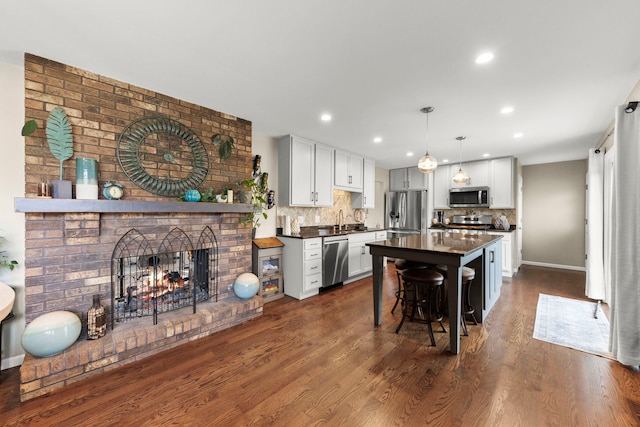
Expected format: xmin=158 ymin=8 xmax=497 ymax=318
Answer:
xmin=277 ymin=225 xmax=386 ymax=239
xmin=367 ymin=232 xmax=503 ymax=256
xmin=429 ymin=224 xmax=516 ymax=232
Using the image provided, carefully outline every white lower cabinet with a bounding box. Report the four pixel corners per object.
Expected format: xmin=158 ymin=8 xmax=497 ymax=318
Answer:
xmin=280 ymin=237 xmax=323 ymax=300
xmin=347 ymin=232 xmax=378 ymax=279
xmin=482 ymin=239 xmax=503 ymax=318
xmin=487 ymin=231 xmax=516 ymax=276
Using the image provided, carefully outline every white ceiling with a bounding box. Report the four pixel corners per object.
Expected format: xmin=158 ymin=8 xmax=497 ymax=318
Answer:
xmin=2 ymin=1 xmax=640 ymax=168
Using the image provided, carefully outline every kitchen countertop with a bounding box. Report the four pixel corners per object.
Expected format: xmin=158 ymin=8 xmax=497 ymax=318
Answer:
xmin=368 ymin=231 xmax=503 ymax=256
xmin=277 ymin=225 xmax=386 ymax=239
xmin=430 ymin=224 xmax=516 ymax=232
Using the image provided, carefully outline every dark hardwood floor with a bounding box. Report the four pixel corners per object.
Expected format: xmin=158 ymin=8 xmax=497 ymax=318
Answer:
xmin=2 ymin=264 xmax=639 ymax=426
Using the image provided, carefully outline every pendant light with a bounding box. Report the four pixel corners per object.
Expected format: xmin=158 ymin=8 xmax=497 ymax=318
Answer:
xmin=417 ymin=107 xmax=438 ymax=173
xmin=452 ymin=136 xmax=469 ymax=184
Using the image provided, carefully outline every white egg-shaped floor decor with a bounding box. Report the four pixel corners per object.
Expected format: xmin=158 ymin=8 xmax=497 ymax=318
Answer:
xmin=233 ymin=273 xmax=260 ymax=299
xmin=21 ymin=310 xmax=82 ymax=357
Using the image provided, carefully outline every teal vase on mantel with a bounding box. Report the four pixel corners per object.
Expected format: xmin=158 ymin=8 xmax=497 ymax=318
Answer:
xmin=184 ymin=189 xmax=201 ymax=202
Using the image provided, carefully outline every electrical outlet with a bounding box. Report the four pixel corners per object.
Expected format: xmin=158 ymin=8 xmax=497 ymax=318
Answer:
xmin=315 ymin=215 xmax=320 ymax=224
xmin=297 ymin=216 xmax=305 ymax=225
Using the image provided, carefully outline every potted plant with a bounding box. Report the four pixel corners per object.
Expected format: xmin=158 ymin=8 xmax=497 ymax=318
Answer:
xmin=0 ymin=236 xmax=18 ymax=271
xmin=45 ymin=107 xmax=74 ymax=198
xmin=211 ymin=134 xmax=235 ymax=160
xmin=22 ymin=119 xmax=50 ymax=197
xmin=237 ymin=178 xmax=268 ymax=230
xmin=199 ymin=187 xmax=229 ymax=203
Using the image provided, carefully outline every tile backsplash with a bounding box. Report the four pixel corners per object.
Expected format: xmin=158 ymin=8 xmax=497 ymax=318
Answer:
xmin=438 ymin=208 xmax=517 ymax=226
xmin=278 ymin=191 xmax=516 ymax=230
xmin=277 ymin=190 xmax=373 ymax=229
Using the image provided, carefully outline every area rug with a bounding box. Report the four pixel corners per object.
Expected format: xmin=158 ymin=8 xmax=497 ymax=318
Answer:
xmin=533 ymin=293 xmax=612 ymax=358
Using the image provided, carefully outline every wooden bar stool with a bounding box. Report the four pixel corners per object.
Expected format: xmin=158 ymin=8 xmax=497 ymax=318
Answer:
xmin=391 ymin=259 xmax=429 ymax=314
xmin=395 ymin=268 xmax=446 ymax=346
xmin=436 ymin=265 xmax=477 ymax=336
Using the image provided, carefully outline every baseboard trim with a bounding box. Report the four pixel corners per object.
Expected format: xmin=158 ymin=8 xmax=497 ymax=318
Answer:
xmin=1 ymin=353 xmax=25 ymax=370
xmin=521 ymin=260 xmax=586 ymax=272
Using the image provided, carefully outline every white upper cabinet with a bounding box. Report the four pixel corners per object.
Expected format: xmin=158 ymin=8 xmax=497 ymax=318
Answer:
xmin=334 ymin=150 xmax=363 ymax=191
xmin=490 ymin=157 xmax=515 ymax=208
xmin=352 ymin=157 xmax=375 ymax=208
xmin=314 ymin=143 xmax=334 ymax=206
xmin=450 ymin=160 xmax=490 ymax=188
xmin=433 ymin=164 xmax=451 ymax=209
xmin=278 ymin=135 xmax=333 ymax=207
xmin=389 ymin=168 xmax=407 ymax=191
xmin=389 ymin=166 xmax=428 ymax=191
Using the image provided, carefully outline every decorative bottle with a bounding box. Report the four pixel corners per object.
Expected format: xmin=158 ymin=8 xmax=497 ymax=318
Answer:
xmin=87 ymin=294 xmax=106 ymax=340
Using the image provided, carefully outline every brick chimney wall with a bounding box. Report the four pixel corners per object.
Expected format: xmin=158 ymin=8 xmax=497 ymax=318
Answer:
xmin=19 ymin=54 xmax=261 ymax=401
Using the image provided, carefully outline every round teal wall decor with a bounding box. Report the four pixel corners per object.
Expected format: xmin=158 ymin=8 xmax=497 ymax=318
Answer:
xmin=117 ymin=116 xmax=210 ymax=196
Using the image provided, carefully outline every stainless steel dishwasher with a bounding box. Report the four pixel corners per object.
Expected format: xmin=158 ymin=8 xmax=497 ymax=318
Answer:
xmin=322 ymin=235 xmax=349 ymax=288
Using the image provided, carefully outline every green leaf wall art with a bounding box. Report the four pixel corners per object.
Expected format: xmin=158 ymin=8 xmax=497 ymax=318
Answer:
xmin=46 ymin=107 xmax=74 ymax=180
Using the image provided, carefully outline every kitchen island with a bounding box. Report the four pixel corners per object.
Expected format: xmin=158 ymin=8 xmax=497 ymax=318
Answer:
xmin=367 ymin=232 xmax=503 ymax=354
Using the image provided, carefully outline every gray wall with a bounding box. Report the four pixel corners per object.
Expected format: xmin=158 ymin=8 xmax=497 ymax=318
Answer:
xmin=522 ymin=159 xmax=587 ymax=269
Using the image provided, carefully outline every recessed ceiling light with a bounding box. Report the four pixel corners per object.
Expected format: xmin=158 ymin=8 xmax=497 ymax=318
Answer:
xmin=475 ymin=52 xmax=495 ymax=64
xmin=482 ymin=153 xmax=490 ymax=157
xmin=500 ymin=106 xmax=514 ymax=114
xmin=373 ymin=137 xmax=382 ymax=143
xmin=406 ymin=152 xmax=414 ymax=157
xmin=320 ymin=113 xmax=332 ymax=122
xmin=513 ymin=132 xmax=524 ymax=138
xmin=442 ymin=159 xmax=449 ymax=163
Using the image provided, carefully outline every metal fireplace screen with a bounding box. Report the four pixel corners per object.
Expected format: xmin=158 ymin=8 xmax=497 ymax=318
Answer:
xmin=110 ymin=226 xmax=218 ymax=327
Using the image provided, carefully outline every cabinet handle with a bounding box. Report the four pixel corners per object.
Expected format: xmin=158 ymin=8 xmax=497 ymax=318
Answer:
xmin=311 ymin=252 xmax=319 ymax=257
xmin=364 ymin=196 xmax=367 ymax=204
xmin=361 ymin=245 xmax=365 ymax=255
xmin=310 ymin=266 xmax=318 ymax=270
xmin=311 ymin=280 xmax=318 ymax=285
xmin=311 ymin=192 xmax=314 ymax=202
xmin=490 ymin=250 xmax=495 ymax=263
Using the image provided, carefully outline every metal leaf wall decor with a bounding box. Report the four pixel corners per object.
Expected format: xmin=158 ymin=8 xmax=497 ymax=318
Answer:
xmin=46 ymin=107 xmax=74 ymax=180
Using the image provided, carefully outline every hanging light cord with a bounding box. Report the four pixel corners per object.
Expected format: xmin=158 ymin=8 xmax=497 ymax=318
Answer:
xmin=425 ymin=110 xmax=430 ymax=154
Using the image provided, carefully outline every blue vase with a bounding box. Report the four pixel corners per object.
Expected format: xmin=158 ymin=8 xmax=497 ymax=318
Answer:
xmin=184 ymin=189 xmax=201 ymax=202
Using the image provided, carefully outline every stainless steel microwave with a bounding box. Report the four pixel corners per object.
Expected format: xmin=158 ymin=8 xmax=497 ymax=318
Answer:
xmin=449 ymin=187 xmax=490 ymax=208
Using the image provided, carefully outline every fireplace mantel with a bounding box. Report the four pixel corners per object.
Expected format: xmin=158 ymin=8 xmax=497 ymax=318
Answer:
xmin=14 ymin=197 xmax=253 ymax=214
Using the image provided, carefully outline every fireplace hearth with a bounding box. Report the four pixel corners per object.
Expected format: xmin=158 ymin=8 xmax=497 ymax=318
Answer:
xmin=17 ymin=206 xmax=261 ymax=402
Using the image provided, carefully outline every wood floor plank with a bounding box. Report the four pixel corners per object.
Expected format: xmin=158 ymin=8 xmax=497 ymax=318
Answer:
xmin=2 ymin=264 xmax=640 ymax=426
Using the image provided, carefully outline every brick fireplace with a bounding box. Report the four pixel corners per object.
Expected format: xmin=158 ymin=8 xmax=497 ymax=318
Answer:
xmin=18 ymin=54 xmax=262 ymax=401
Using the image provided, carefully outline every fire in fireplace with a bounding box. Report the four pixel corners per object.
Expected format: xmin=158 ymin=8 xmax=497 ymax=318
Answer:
xmin=111 ymin=226 xmax=219 ymax=326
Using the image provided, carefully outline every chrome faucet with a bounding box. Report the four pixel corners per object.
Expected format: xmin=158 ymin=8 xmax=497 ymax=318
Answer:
xmin=338 ymin=209 xmax=344 ymax=230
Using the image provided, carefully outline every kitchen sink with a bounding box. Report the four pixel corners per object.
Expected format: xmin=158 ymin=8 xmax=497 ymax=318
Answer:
xmin=317 ymin=228 xmax=349 ymax=236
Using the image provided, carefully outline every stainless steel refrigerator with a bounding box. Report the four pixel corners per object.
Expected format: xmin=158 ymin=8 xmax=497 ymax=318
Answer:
xmin=385 ymin=190 xmax=428 ymax=237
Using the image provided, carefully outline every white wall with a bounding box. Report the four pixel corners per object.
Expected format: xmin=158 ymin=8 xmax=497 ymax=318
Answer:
xmin=369 ymin=166 xmax=389 ymax=229
xmin=251 ymin=132 xmax=277 ymax=238
xmin=0 ymin=61 xmax=26 ymax=369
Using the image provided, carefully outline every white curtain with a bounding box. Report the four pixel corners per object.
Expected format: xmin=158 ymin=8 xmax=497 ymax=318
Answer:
xmin=585 ymin=149 xmax=605 ymax=301
xmin=603 ymin=149 xmax=614 ymax=306
xmin=609 ymin=104 xmax=640 ymax=366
